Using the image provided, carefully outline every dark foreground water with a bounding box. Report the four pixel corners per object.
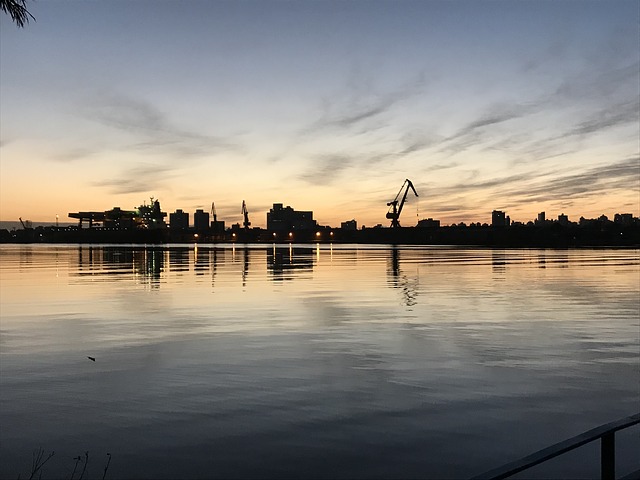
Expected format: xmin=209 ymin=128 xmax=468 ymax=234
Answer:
xmin=1 ymin=245 xmax=638 ymax=479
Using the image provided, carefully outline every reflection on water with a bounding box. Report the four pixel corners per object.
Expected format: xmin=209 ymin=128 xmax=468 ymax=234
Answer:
xmin=68 ymin=246 xmax=424 ymax=304
xmin=387 ymin=248 xmax=418 ymax=307
xmin=492 ymin=249 xmax=506 ymax=273
xmin=169 ymin=247 xmax=190 ymax=272
xmin=0 ymin=245 xmax=638 ymax=479
xmin=267 ymin=245 xmax=314 ymax=281
xmin=76 ymin=246 xmax=165 ymax=285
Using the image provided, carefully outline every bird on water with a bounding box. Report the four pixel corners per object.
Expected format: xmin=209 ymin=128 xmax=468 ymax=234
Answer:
xmin=87 ymin=356 xmax=95 ymax=362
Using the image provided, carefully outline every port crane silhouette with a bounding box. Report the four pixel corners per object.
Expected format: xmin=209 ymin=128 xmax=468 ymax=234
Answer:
xmin=242 ymin=200 xmax=251 ymax=230
xmin=386 ymin=179 xmax=418 ymax=228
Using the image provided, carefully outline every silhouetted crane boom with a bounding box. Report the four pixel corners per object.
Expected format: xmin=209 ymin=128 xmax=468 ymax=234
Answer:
xmin=386 ymin=179 xmax=418 ymax=228
xmin=241 ymin=200 xmax=251 ymax=230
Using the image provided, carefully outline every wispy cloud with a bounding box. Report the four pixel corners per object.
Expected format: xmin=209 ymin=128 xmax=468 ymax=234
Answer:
xmin=498 ymin=98 xmax=638 ymax=163
xmin=93 ymin=163 xmax=177 ymax=195
xmin=510 ymin=156 xmax=640 ymax=202
xmin=396 ymin=131 xmax=442 ymax=157
xmin=437 ymin=103 xmax=537 ymax=155
xmin=85 ymin=93 xmax=237 ymax=158
xmin=51 ymin=147 xmax=97 ymax=163
xmin=77 ymin=92 xmax=247 ymax=195
xmin=443 ymin=171 xmax=539 ymax=194
xmin=431 ymin=156 xmax=639 ymax=215
xmin=303 ymin=73 xmax=427 ymax=134
xmin=434 ymin=55 xmax=638 ymax=159
xmin=296 ymin=140 xmax=451 ymax=186
xmin=551 ymin=62 xmax=639 ymax=104
xmin=562 ymin=99 xmax=639 ymax=138
xmin=298 ymin=154 xmax=356 ymax=185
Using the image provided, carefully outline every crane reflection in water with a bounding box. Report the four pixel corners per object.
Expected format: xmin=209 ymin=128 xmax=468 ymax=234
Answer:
xmin=387 ymin=247 xmax=419 ymax=307
xmin=72 ymin=245 xmax=420 ymax=306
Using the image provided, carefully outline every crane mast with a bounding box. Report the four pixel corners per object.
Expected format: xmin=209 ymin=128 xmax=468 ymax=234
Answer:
xmin=241 ymin=200 xmax=251 ymax=230
xmin=386 ymin=179 xmax=418 ymax=228
xmin=19 ymin=217 xmax=33 ymax=229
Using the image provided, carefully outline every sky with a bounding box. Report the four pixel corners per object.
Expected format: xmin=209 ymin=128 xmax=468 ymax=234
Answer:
xmin=1 ymin=0 xmax=638 ymax=228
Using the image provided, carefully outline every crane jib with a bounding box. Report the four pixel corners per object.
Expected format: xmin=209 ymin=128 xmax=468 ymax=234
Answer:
xmin=387 ymin=179 xmax=419 ymax=228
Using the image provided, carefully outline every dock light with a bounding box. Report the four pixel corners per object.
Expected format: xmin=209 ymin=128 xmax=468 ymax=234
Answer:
xmin=330 ymin=231 xmax=334 ymax=236
xmin=316 ymin=232 xmax=321 ymax=238
xmin=273 ymin=232 xmax=277 ymax=238
xmin=194 ymin=233 xmax=199 ymax=238
xmin=289 ymin=232 xmax=293 ymax=237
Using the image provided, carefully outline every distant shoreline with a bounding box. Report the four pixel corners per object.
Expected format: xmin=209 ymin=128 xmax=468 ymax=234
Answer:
xmin=2 ymin=222 xmax=638 ymax=248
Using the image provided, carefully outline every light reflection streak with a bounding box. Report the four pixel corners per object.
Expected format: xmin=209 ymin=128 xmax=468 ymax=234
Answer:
xmin=1 ymin=246 xmax=638 ymax=322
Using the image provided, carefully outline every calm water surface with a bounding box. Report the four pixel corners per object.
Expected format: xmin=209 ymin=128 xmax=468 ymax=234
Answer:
xmin=1 ymin=245 xmax=638 ymax=479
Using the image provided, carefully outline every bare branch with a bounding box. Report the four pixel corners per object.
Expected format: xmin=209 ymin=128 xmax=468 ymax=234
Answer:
xmin=28 ymin=448 xmax=54 ymax=480
xmin=102 ymin=453 xmax=112 ymax=480
xmin=78 ymin=452 xmax=89 ymax=480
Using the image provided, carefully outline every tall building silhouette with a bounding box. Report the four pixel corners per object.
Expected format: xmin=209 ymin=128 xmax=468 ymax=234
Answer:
xmin=267 ymin=203 xmax=316 ymax=232
xmin=170 ymin=209 xmax=189 ymax=230
xmin=558 ymin=213 xmax=569 ymax=226
xmin=492 ymin=210 xmax=507 ymax=227
xmin=194 ymin=209 xmax=210 ymax=231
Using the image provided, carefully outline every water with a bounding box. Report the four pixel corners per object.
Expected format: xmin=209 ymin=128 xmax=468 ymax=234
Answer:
xmin=1 ymin=244 xmax=638 ymax=479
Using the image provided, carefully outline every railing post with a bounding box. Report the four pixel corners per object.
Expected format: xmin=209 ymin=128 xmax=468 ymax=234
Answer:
xmin=601 ymin=432 xmax=615 ymax=480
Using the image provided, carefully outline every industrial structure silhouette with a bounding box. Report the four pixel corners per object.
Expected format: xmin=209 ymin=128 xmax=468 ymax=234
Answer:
xmin=3 ymin=179 xmax=639 ymax=246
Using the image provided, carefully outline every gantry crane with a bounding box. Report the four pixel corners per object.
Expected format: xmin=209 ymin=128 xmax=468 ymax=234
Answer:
xmin=386 ymin=179 xmax=418 ymax=228
xmin=241 ymin=200 xmax=251 ymax=230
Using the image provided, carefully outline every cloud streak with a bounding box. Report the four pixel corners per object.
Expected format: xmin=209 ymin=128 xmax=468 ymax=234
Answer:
xmin=510 ymin=156 xmax=640 ymax=202
xmin=437 ymin=103 xmax=538 ymax=155
xmin=85 ymin=93 xmax=237 ymax=159
xmin=562 ymin=99 xmax=639 ymax=138
xmin=298 ymin=154 xmax=356 ymax=185
xmin=93 ymin=163 xmax=177 ymax=195
xmin=303 ymin=73 xmax=427 ymax=134
xmin=425 ymin=156 xmax=638 ymax=220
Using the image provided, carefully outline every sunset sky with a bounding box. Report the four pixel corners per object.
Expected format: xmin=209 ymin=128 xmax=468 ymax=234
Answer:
xmin=1 ymin=0 xmax=638 ymax=228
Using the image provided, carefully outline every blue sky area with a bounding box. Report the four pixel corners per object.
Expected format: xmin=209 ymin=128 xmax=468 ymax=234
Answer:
xmin=1 ymin=0 xmax=638 ymax=227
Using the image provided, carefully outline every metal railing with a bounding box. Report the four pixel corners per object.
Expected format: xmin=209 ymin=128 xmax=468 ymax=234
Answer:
xmin=471 ymin=413 xmax=640 ymax=480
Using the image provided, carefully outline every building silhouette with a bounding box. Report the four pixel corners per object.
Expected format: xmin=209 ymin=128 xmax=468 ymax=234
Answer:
xmin=558 ymin=213 xmax=569 ymax=226
xmin=211 ymin=220 xmax=225 ymax=234
xmin=417 ymin=218 xmax=440 ymax=228
xmin=170 ymin=209 xmax=189 ymax=230
xmin=341 ymin=219 xmax=358 ymax=231
xmin=267 ymin=203 xmax=316 ymax=232
xmin=194 ymin=209 xmax=210 ymax=231
xmin=614 ymin=213 xmax=634 ymax=226
xmin=492 ymin=210 xmax=508 ymax=227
